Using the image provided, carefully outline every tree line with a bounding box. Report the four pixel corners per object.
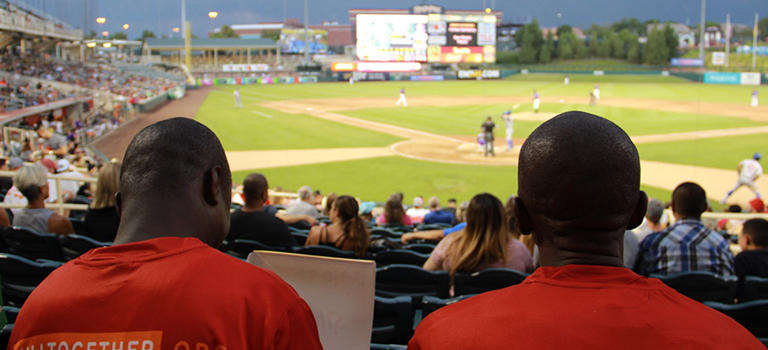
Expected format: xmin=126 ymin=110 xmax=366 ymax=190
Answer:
xmin=515 ymin=18 xmax=679 ymax=65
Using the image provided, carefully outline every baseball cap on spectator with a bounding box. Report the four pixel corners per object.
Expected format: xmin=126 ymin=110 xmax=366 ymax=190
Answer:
xmin=40 ymin=159 xmax=56 ymax=172
xmin=56 ymin=159 xmax=71 ymax=173
xmin=413 ymin=196 xmax=424 ymax=208
xmin=359 ymin=201 xmax=375 ymax=215
xmin=8 ymin=157 xmax=23 ymax=169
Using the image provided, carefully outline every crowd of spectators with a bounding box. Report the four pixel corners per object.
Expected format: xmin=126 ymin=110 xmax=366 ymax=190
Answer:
xmin=0 ymin=54 xmax=183 ymax=104
xmin=0 ymin=78 xmax=71 ymax=113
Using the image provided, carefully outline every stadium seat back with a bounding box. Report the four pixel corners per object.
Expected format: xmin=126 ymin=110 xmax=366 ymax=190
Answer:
xmin=738 ymin=276 xmax=768 ymax=303
xmin=375 ymin=264 xmax=449 ymax=299
xmin=372 ymin=296 xmax=414 ymax=345
xmin=58 ymin=235 xmax=111 ymax=261
xmin=402 ymin=243 xmax=436 ymax=255
xmin=421 ymin=295 xmax=476 ymax=320
xmin=650 ymin=271 xmax=738 ymax=303
xmin=374 ymin=250 xmax=429 ymax=267
xmin=68 ymin=218 xmax=89 ymax=237
xmin=453 ymin=268 xmax=530 ymax=296
xmin=0 ymin=253 xmax=63 ymax=306
xmin=291 ymin=232 xmax=308 ymax=246
xmin=1 ymin=227 xmax=63 ymax=261
xmin=370 ymin=228 xmax=402 ymax=240
xmin=704 ymin=300 xmax=768 ymax=338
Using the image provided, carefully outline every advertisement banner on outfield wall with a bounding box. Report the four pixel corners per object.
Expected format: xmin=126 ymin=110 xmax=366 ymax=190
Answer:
xmin=703 ymin=72 xmax=741 ymax=85
xmin=409 ymin=75 xmax=445 ymax=81
xmin=740 ymin=73 xmax=761 ymax=86
xmin=457 ymin=70 xmax=500 ymax=79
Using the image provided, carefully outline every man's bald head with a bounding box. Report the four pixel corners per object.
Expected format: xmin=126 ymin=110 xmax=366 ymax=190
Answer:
xmin=121 ymin=118 xmax=231 ymax=199
xmin=517 ymin=111 xmax=645 ymax=251
xmin=243 ymin=173 xmax=268 ymax=204
xmin=116 ymin=118 xmax=232 ymax=247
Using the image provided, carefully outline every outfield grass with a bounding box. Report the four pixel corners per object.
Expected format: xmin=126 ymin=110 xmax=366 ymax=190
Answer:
xmin=195 ymin=89 xmax=403 ymax=151
xmin=232 ymin=155 xmax=675 ymax=205
xmin=636 ymin=133 xmax=768 ymax=170
xmin=339 ymin=103 xmax=765 ymax=138
xmin=215 ymin=78 xmax=768 ymax=106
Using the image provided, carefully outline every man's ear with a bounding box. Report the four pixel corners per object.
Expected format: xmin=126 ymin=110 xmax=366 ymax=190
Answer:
xmin=203 ymin=166 xmax=222 ymax=206
xmin=627 ymin=191 xmax=648 ymax=230
xmin=513 ymin=197 xmax=533 ymax=236
xmin=115 ymin=192 xmax=122 ymax=218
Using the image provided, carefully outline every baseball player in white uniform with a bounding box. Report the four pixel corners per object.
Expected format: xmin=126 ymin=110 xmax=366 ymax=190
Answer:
xmin=532 ymin=90 xmax=540 ymax=113
xmin=396 ymin=87 xmax=407 ymax=107
xmin=593 ymin=84 xmax=600 ymax=100
xmin=234 ymin=88 xmax=242 ymax=108
xmin=721 ymin=152 xmax=763 ymax=204
xmin=502 ymin=110 xmax=514 ymax=150
xmin=752 ymin=90 xmax=758 ymax=107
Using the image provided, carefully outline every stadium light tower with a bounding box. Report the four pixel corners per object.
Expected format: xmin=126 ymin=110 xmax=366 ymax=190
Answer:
xmin=123 ymin=24 xmax=129 ymax=30
xmin=96 ymin=17 xmax=106 ymax=24
xmin=181 ymin=0 xmax=186 ymax=39
xmin=699 ymin=0 xmax=706 ymax=60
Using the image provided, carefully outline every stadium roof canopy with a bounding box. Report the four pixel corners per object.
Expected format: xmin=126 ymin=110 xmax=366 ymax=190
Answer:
xmin=144 ymin=38 xmax=278 ymax=51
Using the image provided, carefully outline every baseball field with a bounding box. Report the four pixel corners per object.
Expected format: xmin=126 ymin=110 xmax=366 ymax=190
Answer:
xmin=192 ymin=73 xmax=768 ymax=209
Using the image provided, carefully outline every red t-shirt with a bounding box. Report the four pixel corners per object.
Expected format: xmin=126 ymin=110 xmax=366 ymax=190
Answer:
xmin=409 ymin=265 xmax=763 ymax=349
xmin=9 ymin=237 xmax=323 ymax=350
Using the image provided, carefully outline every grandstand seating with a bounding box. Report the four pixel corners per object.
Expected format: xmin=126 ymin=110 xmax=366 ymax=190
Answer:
xmin=650 ymin=271 xmax=738 ymax=304
xmin=738 ymin=276 xmax=768 ymax=303
xmin=58 ymin=235 xmax=111 ymax=261
xmin=1 ymin=226 xmax=62 ymax=261
xmin=372 ymin=295 xmax=414 ymax=345
xmin=0 ymin=253 xmax=62 ymax=306
xmin=375 ymin=264 xmax=450 ymax=299
xmin=421 ymin=295 xmax=476 ymax=319
xmin=373 ymin=250 xmax=429 ymax=267
xmin=704 ymin=300 xmax=768 ymax=339
xmin=453 ymin=268 xmax=530 ymax=297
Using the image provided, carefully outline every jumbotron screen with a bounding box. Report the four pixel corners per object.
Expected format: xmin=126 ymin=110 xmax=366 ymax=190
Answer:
xmin=356 ymin=13 xmax=496 ymax=64
xmin=356 ymin=14 xmax=429 ymax=62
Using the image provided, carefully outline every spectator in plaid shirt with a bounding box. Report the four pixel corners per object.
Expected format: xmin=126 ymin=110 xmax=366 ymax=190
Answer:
xmin=635 ymin=182 xmax=735 ymax=276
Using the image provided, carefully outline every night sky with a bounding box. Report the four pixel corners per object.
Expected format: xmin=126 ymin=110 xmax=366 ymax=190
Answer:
xmin=24 ymin=0 xmax=767 ymax=39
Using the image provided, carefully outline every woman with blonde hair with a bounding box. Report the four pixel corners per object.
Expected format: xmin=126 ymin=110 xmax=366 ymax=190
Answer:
xmin=12 ymin=163 xmax=73 ymax=235
xmin=305 ymin=195 xmax=370 ymax=257
xmin=424 ymin=193 xmax=532 ymax=284
xmin=84 ymin=161 xmax=121 ymax=242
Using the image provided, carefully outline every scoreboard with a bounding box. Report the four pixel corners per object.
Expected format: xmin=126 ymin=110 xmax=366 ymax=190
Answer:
xmin=356 ymin=13 xmax=496 ymax=64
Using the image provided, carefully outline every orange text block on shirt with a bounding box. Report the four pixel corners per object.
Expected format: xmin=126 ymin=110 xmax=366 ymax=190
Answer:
xmin=14 ymin=331 xmax=162 ymax=350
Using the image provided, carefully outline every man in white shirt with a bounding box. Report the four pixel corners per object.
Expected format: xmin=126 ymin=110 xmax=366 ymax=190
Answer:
xmin=405 ymin=196 xmax=430 ymax=223
xmin=722 ymin=152 xmax=763 ymax=204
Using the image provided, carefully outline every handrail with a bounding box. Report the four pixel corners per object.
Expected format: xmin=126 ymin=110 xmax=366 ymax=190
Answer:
xmin=0 ymin=9 xmax=81 ymax=40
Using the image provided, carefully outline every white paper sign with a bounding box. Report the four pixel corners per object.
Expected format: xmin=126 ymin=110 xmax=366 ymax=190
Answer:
xmin=248 ymin=251 xmax=376 ymax=350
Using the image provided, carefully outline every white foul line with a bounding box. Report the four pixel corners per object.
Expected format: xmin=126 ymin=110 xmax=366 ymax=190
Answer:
xmin=251 ymin=110 xmax=273 ymax=118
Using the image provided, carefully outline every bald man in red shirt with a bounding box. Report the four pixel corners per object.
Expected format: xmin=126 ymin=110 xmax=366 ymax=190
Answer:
xmin=409 ymin=111 xmax=762 ymax=349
